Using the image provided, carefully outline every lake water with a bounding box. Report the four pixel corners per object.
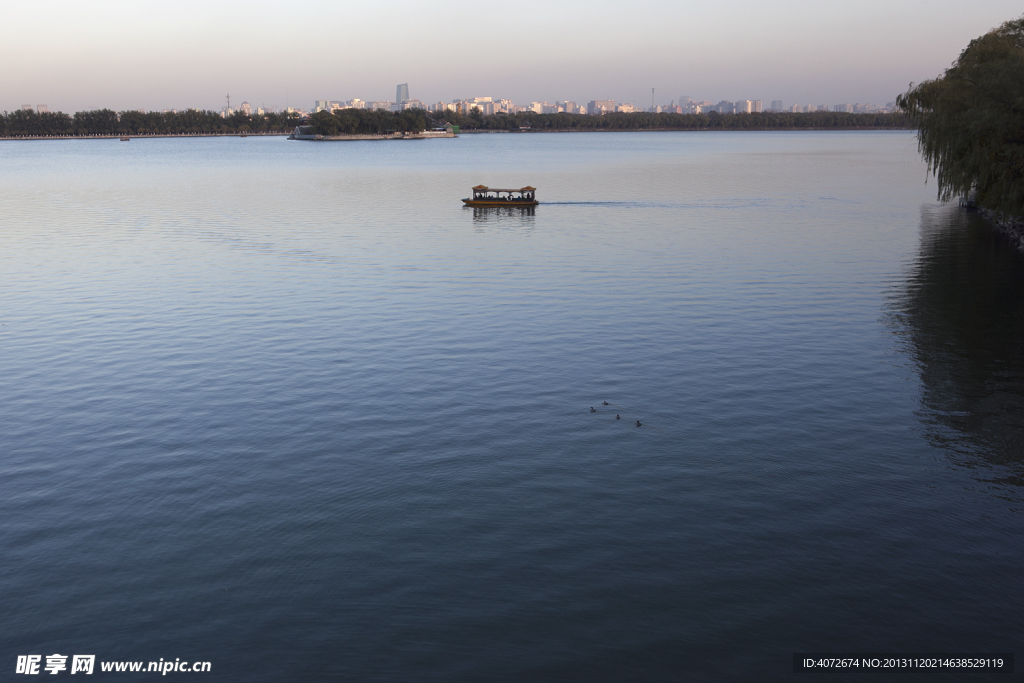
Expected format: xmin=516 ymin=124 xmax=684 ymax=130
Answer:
xmin=1 ymin=132 xmax=1021 ymax=681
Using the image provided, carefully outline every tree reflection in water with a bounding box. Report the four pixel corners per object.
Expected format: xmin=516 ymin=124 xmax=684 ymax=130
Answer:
xmin=890 ymin=205 xmax=1024 ymax=489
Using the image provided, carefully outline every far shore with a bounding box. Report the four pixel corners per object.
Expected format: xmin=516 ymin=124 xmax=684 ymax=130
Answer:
xmin=0 ymin=132 xmax=291 ymax=141
xmin=462 ymin=127 xmax=913 ymax=133
xmin=1 ymin=127 xmax=913 ymax=142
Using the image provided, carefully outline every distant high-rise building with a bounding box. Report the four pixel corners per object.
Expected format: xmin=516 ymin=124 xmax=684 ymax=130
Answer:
xmin=36 ymin=104 xmax=49 ymax=113
xmin=770 ymin=100 xmax=784 ymax=112
xmin=526 ymin=101 xmax=558 ymax=114
xmin=396 ymin=83 xmax=409 ymax=103
xmin=587 ymin=100 xmax=615 ymax=115
xmin=240 ymin=101 xmax=251 ymax=115
xmin=21 ymin=105 xmax=33 ymax=111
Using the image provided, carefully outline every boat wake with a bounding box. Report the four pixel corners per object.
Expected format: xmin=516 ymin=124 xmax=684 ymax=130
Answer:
xmin=543 ymin=199 xmax=771 ymax=209
xmin=540 ymin=200 xmax=702 ymax=209
xmin=542 ymin=201 xmax=650 ymax=206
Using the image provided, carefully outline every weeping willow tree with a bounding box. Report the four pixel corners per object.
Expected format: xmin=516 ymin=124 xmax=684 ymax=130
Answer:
xmin=897 ymin=16 xmax=1024 ymax=216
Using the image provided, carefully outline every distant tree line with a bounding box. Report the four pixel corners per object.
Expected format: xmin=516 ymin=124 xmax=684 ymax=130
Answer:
xmin=0 ymin=108 xmax=302 ymax=137
xmin=898 ymin=14 xmax=1024 ymax=216
xmin=3 ymin=106 xmax=908 ymax=139
xmin=308 ymin=108 xmax=428 ymax=135
xmin=433 ymin=109 xmax=908 ymax=132
xmin=310 ymin=108 xmax=908 ymax=135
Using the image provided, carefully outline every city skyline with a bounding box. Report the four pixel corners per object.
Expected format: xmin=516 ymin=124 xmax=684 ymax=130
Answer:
xmin=297 ymin=94 xmax=897 ymax=117
xmin=13 ymin=92 xmax=898 ymax=119
xmin=1 ymin=0 xmax=1020 ymax=113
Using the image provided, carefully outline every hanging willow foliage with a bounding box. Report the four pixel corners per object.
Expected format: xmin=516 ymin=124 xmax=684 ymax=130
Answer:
xmin=897 ymin=16 xmax=1024 ymax=216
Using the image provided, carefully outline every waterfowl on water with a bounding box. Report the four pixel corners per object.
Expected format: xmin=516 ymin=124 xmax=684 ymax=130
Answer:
xmin=636 ymin=421 xmax=642 ymax=428
xmin=590 ymin=407 xmax=596 ymax=413
xmin=616 ymin=414 xmax=620 ymax=420
xmin=602 ymin=401 xmax=609 ymax=405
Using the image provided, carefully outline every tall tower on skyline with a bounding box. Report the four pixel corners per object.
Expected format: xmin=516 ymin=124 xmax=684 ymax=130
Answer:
xmin=396 ymin=83 xmax=409 ymax=103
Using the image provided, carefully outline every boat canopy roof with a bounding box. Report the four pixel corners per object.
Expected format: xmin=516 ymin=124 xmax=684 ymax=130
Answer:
xmin=472 ymin=185 xmax=536 ymax=192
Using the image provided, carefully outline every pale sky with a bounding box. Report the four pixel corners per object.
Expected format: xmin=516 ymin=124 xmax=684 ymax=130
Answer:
xmin=1 ymin=0 xmax=1020 ymax=113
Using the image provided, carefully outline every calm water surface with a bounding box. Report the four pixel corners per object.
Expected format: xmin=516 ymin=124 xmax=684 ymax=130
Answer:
xmin=1 ymin=132 xmax=1021 ymax=681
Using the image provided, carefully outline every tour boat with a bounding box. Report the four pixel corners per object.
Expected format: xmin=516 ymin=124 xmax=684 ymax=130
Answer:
xmin=462 ymin=185 xmax=537 ymax=207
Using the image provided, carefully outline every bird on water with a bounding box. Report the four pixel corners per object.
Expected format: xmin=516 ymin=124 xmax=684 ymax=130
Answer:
xmin=602 ymin=401 xmax=609 ymax=405
xmin=590 ymin=407 xmax=597 ymax=413
xmin=636 ymin=420 xmax=642 ymax=428
xmin=616 ymin=414 xmax=620 ymax=420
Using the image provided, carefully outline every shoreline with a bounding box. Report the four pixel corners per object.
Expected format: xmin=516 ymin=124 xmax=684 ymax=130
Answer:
xmin=0 ymin=132 xmax=291 ymax=141
xmin=289 ymin=131 xmax=456 ymax=141
xmin=1 ymin=127 xmax=912 ymax=142
xmin=979 ymin=208 xmax=1024 ymax=252
xmin=462 ymin=126 xmax=913 ymax=133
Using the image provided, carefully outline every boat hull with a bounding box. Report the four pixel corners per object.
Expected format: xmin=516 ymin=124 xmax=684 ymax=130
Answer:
xmin=462 ymin=199 xmax=538 ymax=207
